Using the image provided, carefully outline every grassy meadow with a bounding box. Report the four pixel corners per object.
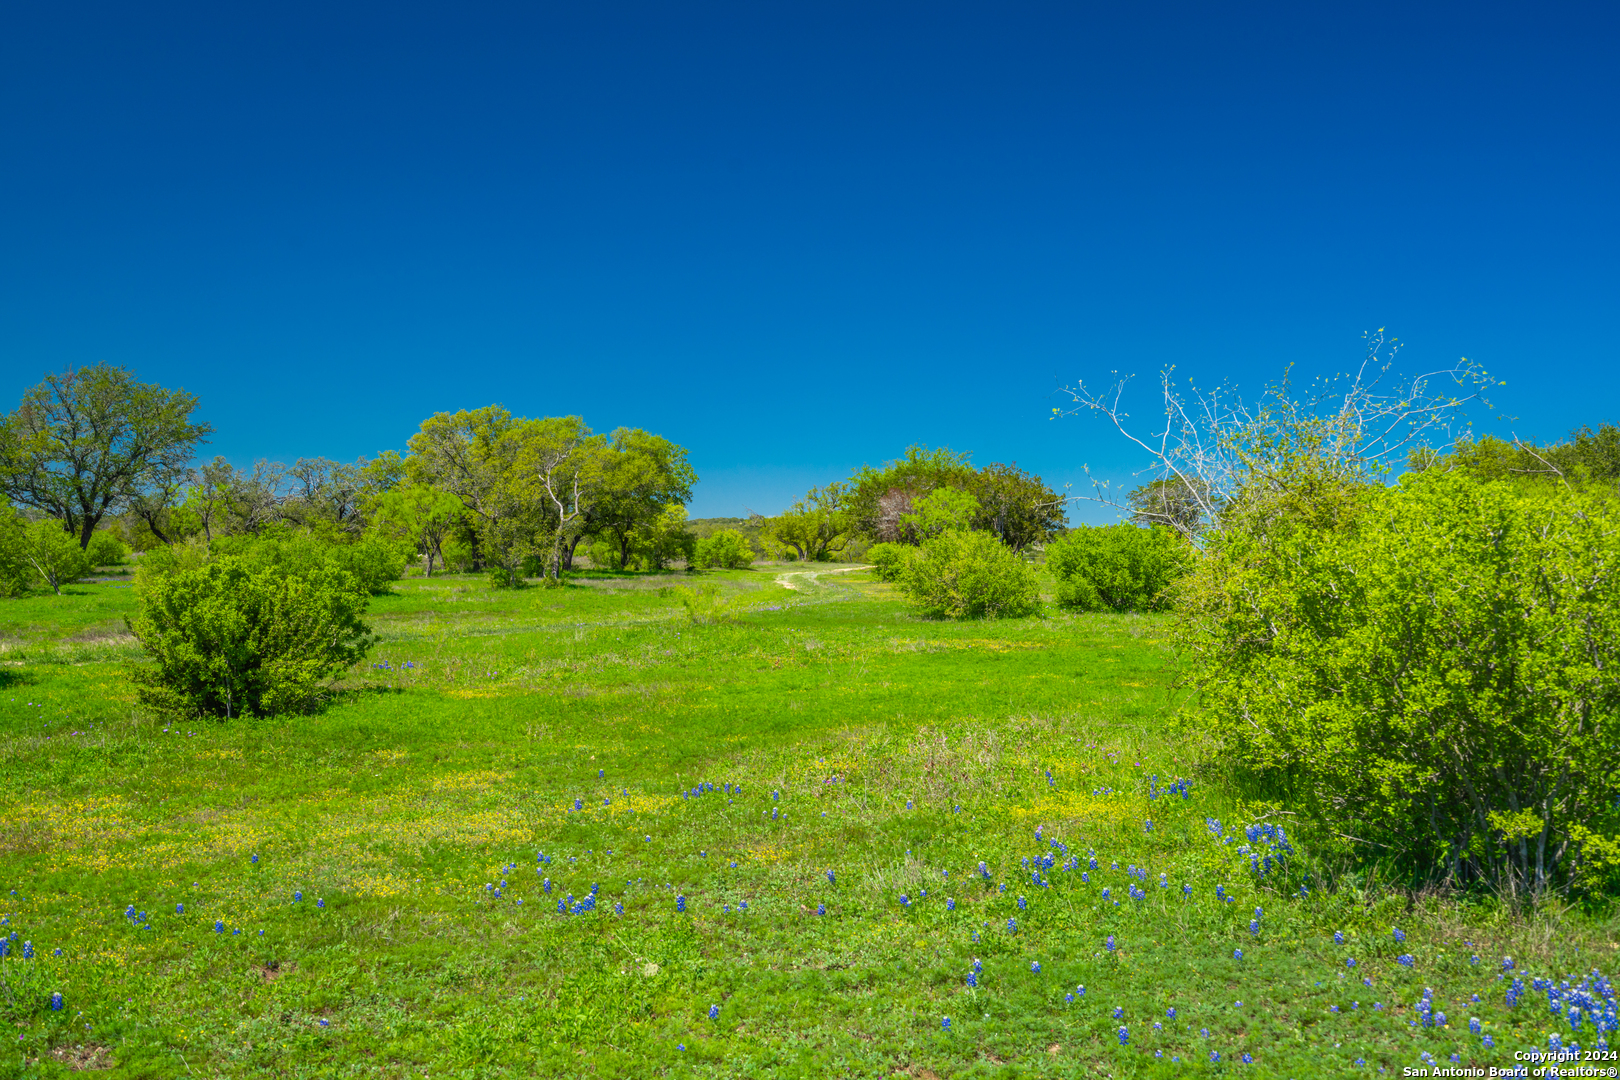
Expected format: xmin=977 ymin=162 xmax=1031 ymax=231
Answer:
xmin=0 ymin=566 xmax=1613 ymax=1077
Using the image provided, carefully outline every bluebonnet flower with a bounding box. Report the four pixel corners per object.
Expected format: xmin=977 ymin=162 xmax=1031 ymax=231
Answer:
xmin=966 ymin=972 xmax=977 ymax=988
xmin=294 ymin=891 xmax=302 ymax=902
xmin=615 ymin=902 xmax=623 ymax=915
xmin=1347 ymin=957 xmax=1357 ymax=968
xmin=1017 ymin=896 xmax=1026 ymax=910
xmin=1210 ymin=1051 xmax=1221 ymax=1063
xmin=1234 ymin=948 xmax=1243 ymax=960
xmin=251 ymin=854 xmax=259 ymax=864
xmin=816 ymin=903 xmax=825 ymax=916
xmin=1201 ymin=1028 xmax=1210 ymax=1038
xmin=214 ymin=920 xmax=224 ymax=933
xmin=1183 ymin=883 xmax=1192 ymax=896
xmin=1397 ymin=954 xmax=1415 ymax=968
xmin=316 ymin=898 xmax=325 ymax=909
xmin=1483 ymin=1035 xmax=1495 ymax=1049
xmin=972 ymin=959 xmax=983 ymax=973
xmin=1334 ymin=930 xmax=1344 ymax=945
xmin=1064 ymin=992 xmax=1073 ymax=1002
xmin=739 ymin=901 xmax=748 ymax=912
xmin=978 ymin=862 xmax=991 ymax=880
xmin=941 ymin=1016 xmax=951 ymax=1031
xmin=709 ymin=1004 xmax=719 ymax=1020
xmin=21 ymin=941 xmax=32 ymax=959
xmin=1007 ymin=918 xmax=1016 ymax=933
xmin=1106 ymin=934 xmax=1117 ymax=952
xmin=176 ymin=903 xmax=184 ymax=914
xmin=1076 ymin=985 xmax=1086 ymax=996
xmin=946 ymin=898 xmax=955 ymax=911
xmin=1242 ymin=1053 xmax=1253 ymax=1064
xmin=1102 ymin=887 xmax=1111 ymax=900
xmin=1249 ymin=919 xmax=1260 ymax=936
xmin=1502 ymin=955 xmax=1515 ymax=971
xmin=826 ymin=869 xmax=835 ymax=885
xmin=1031 ymin=960 xmax=1041 ymax=973
xmin=900 ymin=894 xmax=911 ymax=907
xmin=1392 ymin=927 xmax=1406 ymax=943
xmin=52 ymin=948 xmax=61 ymax=957
xmin=50 ymin=993 xmax=63 ymax=1011
xmin=1117 ymin=1026 xmax=1129 ymax=1045
xmin=676 ymin=895 xmax=686 ymax=912
xmin=1113 ymin=1006 xmax=1123 ymax=1019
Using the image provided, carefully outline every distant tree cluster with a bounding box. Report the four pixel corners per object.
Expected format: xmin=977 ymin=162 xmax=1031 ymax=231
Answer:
xmin=762 ymin=445 xmax=1067 ymax=564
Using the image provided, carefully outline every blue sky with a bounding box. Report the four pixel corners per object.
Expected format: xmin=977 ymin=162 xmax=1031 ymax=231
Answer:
xmin=2 ymin=1 xmax=1615 ymax=519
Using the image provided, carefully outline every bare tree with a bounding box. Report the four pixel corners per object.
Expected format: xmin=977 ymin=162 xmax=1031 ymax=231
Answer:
xmin=1053 ymin=330 xmax=1498 ymax=544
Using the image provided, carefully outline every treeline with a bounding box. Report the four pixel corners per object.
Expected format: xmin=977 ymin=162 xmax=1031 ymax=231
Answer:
xmin=0 ymin=365 xmax=697 ymax=594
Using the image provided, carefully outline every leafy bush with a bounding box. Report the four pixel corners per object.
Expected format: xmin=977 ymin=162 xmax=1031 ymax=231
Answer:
xmin=0 ymin=513 xmax=32 ymax=597
xmin=1179 ymin=470 xmax=1620 ymax=896
xmin=1046 ymin=524 xmax=1188 ymax=612
xmin=20 ymin=520 xmax=90 ymax=595
xmin=691 ymin=528 xmax=754 ymax=570
xmin=896 ymin=529 xmax=1040 ymax=619
xmin=86 ymin=531 xmax=128 ymax=567
xmin=864 ymin=542 xmax=908 ymax=582
xmin=126 ymin=556 xmax=373 ymax=718
xmin=211 ymin=532 xmax=405 ymax=594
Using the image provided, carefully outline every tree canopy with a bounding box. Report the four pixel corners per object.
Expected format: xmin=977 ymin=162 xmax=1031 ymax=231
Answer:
xmin=1 ymin=364 xmax=212 ymax=547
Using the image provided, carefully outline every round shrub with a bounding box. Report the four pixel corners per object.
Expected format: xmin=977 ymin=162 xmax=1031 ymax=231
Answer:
xmin=897 ymin=529 xmax=1040 ymax=619
xmin=86 ymin=530 xmax=128 ymax=567
xmin=1045 ymin=524 xmax=1187 ymax=612
xmin=126 ymin=556 xmax=373 ymax=718
xmin=692 ymin=528 xmax=754 ymax=570
xmin=864 ymin=542 xmax=907 ymax=582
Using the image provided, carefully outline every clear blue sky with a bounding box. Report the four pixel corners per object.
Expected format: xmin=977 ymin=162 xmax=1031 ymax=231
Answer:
xmin=2 ymin=2 xmax=1615 ymax=519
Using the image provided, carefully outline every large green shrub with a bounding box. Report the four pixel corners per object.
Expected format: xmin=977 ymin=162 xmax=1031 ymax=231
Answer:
xmin=1045 ymin=524 xmax=1187 ymax=612
xmin=896 ymin=529 xmax=1040 ymax=619
xmin=126 ymin=557 xmax=373 ymax=718
xmin=211 ymin=532 xmax=405 ymax=594
xmin=1180 ymin=470 xmax=1620 ymax=896
xmin=691 ymin=528 xmax=754 ymax=570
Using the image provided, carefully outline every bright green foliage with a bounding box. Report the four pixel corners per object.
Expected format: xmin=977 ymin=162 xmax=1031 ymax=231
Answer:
xmin=21 ymin=518 xmax=91 ymax=595
xmin=1179 ymin=470 xmax=1620 ymax=896
xmin=864 ymin=541 xmax=907 ymax=581
xmin=895 ymin=529 xmax=1040 ymax=619
xmin=211 ymin=532 xmax=406 ymax=594
xmin=0 ymin=511 xmax=31 ymax=596
xmin=126 ymin=556 xmax=373 ymax=718
xmin=1045 ymin=524 xmax=1188 ymax=612
xmin=1413 ymin=424 xmax=1620 ymax=492
xmin=370 ymin=483 xmax=465 ymax=576
xmin=765 ymin=483 xmax=849 ymax=562
xmin=691 ymin=528 xmax=754 ymax=570
xmin=899 ymin=487 xmax=979 ymax=541
xmin=845 ymin=445 xmax=975 ymax=541
xmin=86 ymin=529 xmax=128 ymax=566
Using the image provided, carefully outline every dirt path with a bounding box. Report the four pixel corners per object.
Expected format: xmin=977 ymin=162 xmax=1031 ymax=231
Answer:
xmin=774 ymin=565 xmax=868 ymax=592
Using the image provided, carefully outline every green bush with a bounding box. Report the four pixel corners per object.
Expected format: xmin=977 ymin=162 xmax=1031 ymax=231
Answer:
xmin=20 ymin=519 xmax=90 ymax=595
xmin=896 ymin=529 xmax=1040 ymax=619
xmin=126 ymin=556 xmax=373 ymax=718
xmin=1045 ymin=524 xmax=1187 ymax=612
xmin=1179 ymin=470 xmax=1620 ymax=896
xmin=0 ymin=512 xmax=31 ymax=597
xmin=211 ymin=532 xmax=405 ymax=594
xmin=864 ymin=542 xmax=908 ymax=582
xmin=691 ymin=528 xmax=754 ymax=570
xmin=86 ymin=530 xmax=128 ymax=567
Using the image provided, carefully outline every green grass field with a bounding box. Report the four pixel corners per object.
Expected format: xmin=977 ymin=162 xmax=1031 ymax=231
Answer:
xmin=0 ymin=567 xmax=1613 ymax=1077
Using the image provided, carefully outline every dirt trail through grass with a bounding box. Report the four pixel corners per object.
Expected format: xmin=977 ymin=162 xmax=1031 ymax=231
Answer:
xmin=773 ymin=565 xmax=868 ymax=591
